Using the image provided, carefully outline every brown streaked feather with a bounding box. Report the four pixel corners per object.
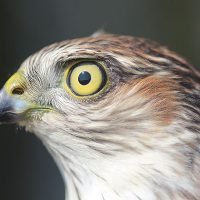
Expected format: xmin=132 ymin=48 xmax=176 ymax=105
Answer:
xmin=130 ymin=75 xmax=180 ymax=126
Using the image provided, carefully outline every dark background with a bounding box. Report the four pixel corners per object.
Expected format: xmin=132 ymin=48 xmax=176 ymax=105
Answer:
xmin=0 ymin=0 xmax=200 ymax=200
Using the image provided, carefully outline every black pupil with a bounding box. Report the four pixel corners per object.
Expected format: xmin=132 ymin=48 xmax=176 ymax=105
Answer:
xmin=78 ymin=71 xmax=91 ymax=85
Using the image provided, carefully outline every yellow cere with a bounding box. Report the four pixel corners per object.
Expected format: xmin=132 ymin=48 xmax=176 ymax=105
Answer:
xmin=4 ymin=72 xmax=26 ymax=96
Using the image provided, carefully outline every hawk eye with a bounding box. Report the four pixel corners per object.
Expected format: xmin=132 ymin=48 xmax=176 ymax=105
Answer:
xmin=64 ymin=61 xmax=108 ymax=97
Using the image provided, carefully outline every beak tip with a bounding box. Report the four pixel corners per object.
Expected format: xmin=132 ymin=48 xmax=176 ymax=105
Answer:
xmin=0 ymin=89 xmax=20 ymax=124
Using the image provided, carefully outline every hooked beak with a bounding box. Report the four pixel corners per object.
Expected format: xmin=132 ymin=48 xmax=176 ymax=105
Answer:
xmin=0 ymin=89 xmax=31 ymax=124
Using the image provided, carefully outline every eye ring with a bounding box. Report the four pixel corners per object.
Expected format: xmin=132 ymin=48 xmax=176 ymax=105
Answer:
xmin=63 ymin=61 xmax=109 ymax=99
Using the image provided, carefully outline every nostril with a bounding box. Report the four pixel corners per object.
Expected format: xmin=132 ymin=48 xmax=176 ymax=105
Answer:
xmin=11 ymin=87 xmax=25 ymax=95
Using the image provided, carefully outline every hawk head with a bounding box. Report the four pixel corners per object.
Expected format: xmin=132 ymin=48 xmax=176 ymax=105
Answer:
xmin=0 ymin=34 xmax=200 ymax=200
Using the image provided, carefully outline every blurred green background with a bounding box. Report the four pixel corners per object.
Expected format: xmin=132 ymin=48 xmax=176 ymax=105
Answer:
xmin=0 ymin=0 xmax=199 ymax=200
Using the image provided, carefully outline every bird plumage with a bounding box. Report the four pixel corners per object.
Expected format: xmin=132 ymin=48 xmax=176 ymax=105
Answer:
xmin=1 ymin=34 xmax=200 ymax=200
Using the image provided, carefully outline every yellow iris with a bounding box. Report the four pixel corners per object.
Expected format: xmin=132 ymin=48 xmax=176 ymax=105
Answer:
xmin=64 ymin=61 xmax=108 ymax=98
